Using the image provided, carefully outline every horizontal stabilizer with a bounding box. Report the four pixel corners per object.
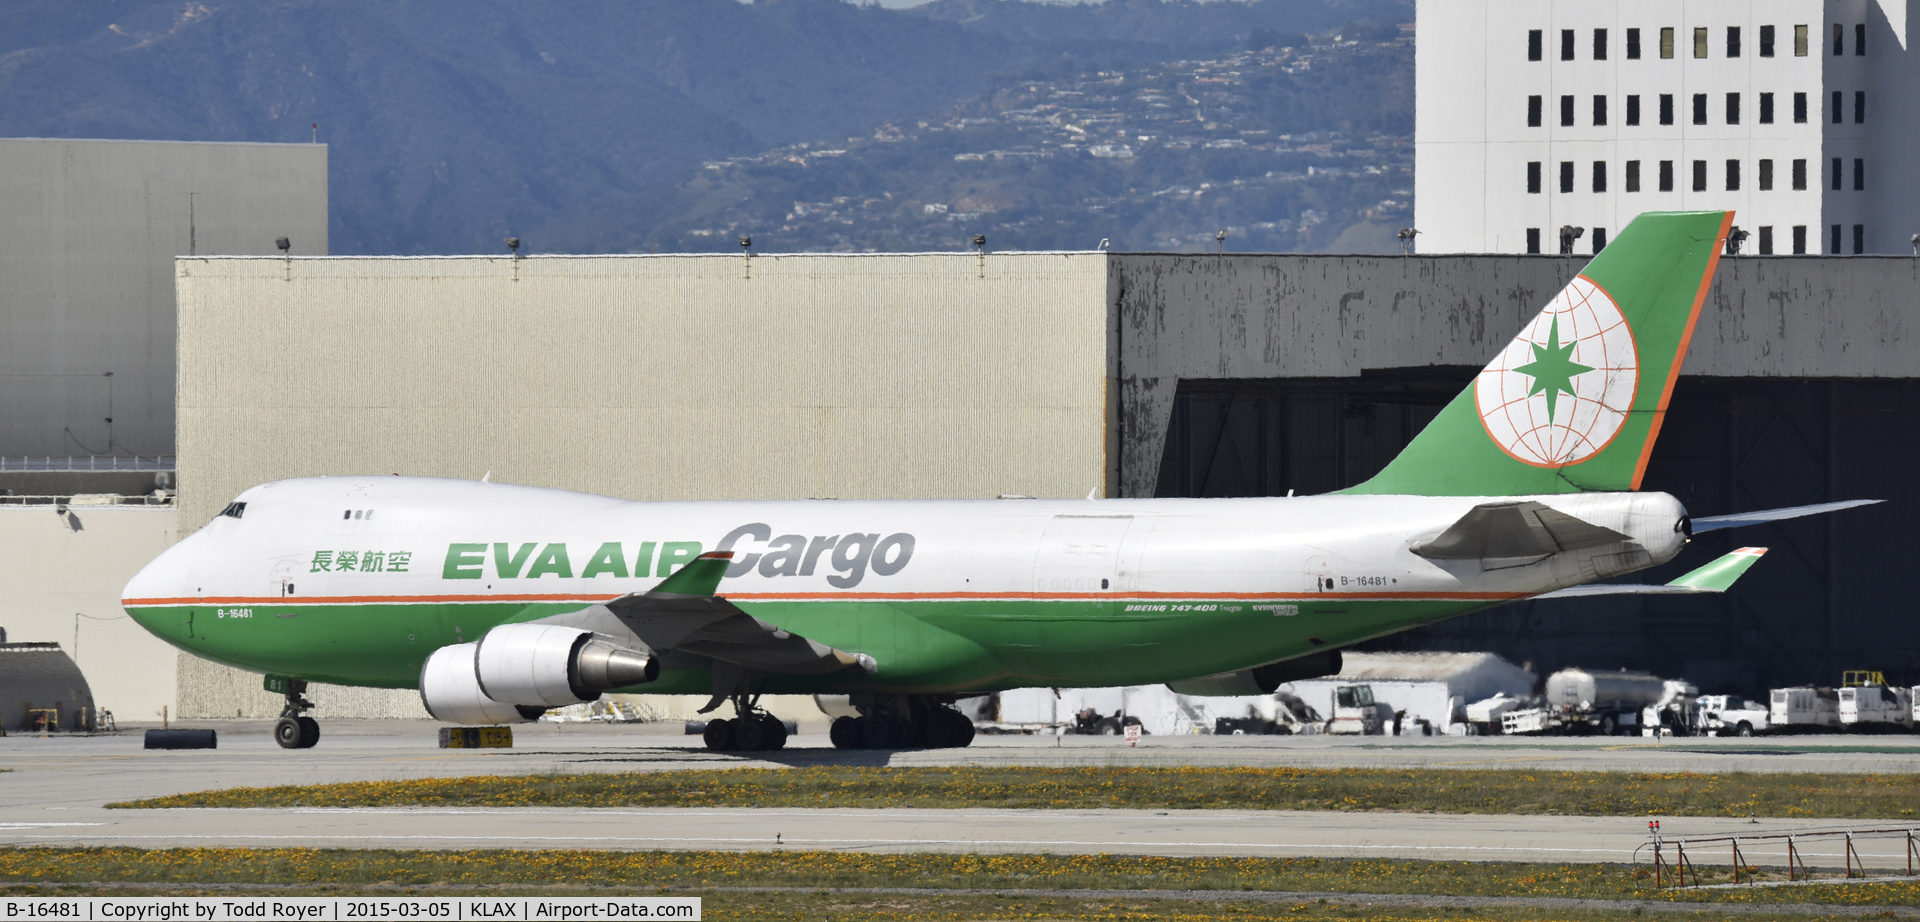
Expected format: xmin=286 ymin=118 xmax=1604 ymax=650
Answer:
xmin=1412 ymin=500 xmax=1630 ymax=568
xmin=1690 ymin=499 xmax=1883 ymax=533
xmin=1535 ymin=546 xmax=1766 ymax=598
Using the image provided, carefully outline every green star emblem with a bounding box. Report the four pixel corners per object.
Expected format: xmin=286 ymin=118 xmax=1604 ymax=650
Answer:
xmin=1513 ymin=316 xmax=1593 ymax=423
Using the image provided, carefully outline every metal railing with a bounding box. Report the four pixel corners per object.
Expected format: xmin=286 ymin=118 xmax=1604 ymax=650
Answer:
xmin=0 ymin=456 xmax=174 ymax=472
xmin=1643 ymin=825 xmax=1920 ymax=887
xmin=0 ymin=494 xmax=173 ymax=507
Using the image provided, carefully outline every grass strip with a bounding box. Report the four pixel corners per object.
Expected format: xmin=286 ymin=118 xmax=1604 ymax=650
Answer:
xmin=2 ymin=847 xmax=1918 ymax=908
xmin=114 ymin=766 xmax=1920 ymax=819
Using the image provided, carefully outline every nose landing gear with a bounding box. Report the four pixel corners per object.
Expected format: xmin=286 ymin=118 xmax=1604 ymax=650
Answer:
xmin=272 ymin=679 xmax=320 ymax=749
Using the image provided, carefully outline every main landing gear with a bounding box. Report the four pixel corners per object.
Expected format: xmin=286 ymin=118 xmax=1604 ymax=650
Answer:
xmin=272 ymin=679 xmax=320 ymax=749
xmin=830 ymin=695 xmax=975 ymax=750
xmin=701 ymin=686 xmax=789 ymax=753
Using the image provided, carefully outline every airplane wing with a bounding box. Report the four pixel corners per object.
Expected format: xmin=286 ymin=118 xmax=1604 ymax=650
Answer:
xmin=1534 ymin=546 xmax=1767 ymax=598
xmin=1690 ymin=499 xmax=1883 ymax=533
xmin=604 ymin=551 xmax=875 ymax=676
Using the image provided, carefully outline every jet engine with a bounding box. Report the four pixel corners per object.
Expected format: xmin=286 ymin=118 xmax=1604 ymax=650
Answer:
xmin=418 ymin=623 xmax=660 ymax=724
xmin=1164 ymin=650 xmax=1343 ymax=696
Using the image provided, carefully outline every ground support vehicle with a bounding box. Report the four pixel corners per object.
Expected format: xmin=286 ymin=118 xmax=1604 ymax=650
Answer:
xmin=1769 ymin=687 xmax=1840 ymax=732
xmin=1696 ymin=695 xmax=1769 ymax=737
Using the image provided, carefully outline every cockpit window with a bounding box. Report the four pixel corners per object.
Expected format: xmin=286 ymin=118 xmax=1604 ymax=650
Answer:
xmin=219 ymin=502 xmax=247 ymax=520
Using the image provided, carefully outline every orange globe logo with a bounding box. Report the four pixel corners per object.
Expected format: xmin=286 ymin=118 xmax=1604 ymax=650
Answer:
xmin=1474 ymin=276 xmax=1638 ymax=467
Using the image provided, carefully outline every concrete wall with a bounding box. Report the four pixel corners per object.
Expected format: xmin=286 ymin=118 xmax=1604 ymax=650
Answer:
xmin=0 ymin=138 xmax=328 ymax=457
xmin=0 ymin=505 xmax=177 ymax=723
xmin=173 ymin=251 xmax=1115 ymax=717
xmin=1113 ymin=252 xmax=1920 ymax=496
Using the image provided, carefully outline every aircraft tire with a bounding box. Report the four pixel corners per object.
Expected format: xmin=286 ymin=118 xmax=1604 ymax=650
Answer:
xmin=859 ymin=715 xmax=894 ymax=749
xmin=272 ymin=717 xmax=303 ymax=750
xmin=703 ymin=718 xmax=735 ymax=752
xmin=296 ymin=716 xmax=321 ymax=749
xmin=948 ymin=710 xmax=976 ymax=748
xmin=734 ymin=715 xmax=767 ymax=751
xmin=758 ymin=715 xmax=788 ymax=751
xmin=921 ymin=712 xmax=956 ymax=749
xmin=829 ymin=716 xmax=861 ymax=749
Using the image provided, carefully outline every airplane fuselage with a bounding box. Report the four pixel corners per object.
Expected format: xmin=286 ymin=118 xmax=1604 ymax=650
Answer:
xmin=122 ymin=476 xmax=1688 ymax=695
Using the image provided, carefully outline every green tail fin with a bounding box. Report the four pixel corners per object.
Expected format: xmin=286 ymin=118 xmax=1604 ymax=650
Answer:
xmin=1345 ymin=210 xmax=1731 ymax=497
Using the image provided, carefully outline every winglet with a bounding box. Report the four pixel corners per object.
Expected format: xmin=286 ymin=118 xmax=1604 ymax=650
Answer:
xmin=1665 ymin=546 xmax=1766 ymax=592
xmin=649 ymin=551 xmax=734 ymax=597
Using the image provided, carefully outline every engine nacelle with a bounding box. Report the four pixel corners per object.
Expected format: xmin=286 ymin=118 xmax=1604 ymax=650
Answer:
xmin=419 ymin=642 xmax=536 ymax=725
xmin=1165 ymin=650 xmax=1343 ymax=697
xmin=473 ymin=622 xmax=660 ymax=708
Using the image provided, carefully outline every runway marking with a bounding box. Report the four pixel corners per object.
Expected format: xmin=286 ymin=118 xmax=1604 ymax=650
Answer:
xmin=0 ymin=823 xmax=106 ymax=829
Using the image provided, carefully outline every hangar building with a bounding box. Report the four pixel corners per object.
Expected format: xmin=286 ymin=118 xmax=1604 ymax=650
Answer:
xmin=172 ymin=248 xmax=1917 ymax=717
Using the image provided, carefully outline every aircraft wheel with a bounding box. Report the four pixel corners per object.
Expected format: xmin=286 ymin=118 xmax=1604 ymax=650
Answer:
xmin=702 ymin=718 xmax=735 ymax=752
xmin=296 ymin=716 xmax=321 ymax=749
xmin=921 ymin=712 xmax=957 ymax=749
xmin=858 ymin=715 xmax=895 ymax=749
xmin=829 ymin=716 xmax=862 ymax=749
xmin=273 ymin=717 xmax=303 ymax=749
xmin=734 ymin=716 xmax=767 ymax=751
xmin=948 ymin=710 xmax=976 ymax=748
xmin=758 ymin=715 xmax=788 ymax=751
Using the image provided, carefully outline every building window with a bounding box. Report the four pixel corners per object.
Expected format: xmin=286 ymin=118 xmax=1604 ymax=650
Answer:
xmin=1758 ymin=226 xmax=1774 ymax=254
xmin=1593 ymin=95 xmax=1608 ymax=125
xmin=1795 ymin=24 xmax=1809 ymax=56
xmin=1760 ymin=24 xmax=1776 ymax=56
xmin=1692 ymin=160 xmax=1708 ymax=191
xmin=1626 ymin=160 xmax=1642 ymax=191
xmin=1660 ymin=27 xmax=1675 ymax=58
xmin=1560 ymin=161 xmax=1575 ymax=193
xmin=1794 ymin=92 xmax=1808 ymax=123
xmin=1529 ymin=29 xmax=1543 ymax=61
xmin=1759 ymin=158 xmax=1774 ymax=190
xmin=1832 ymin=91 xmax=1842 ymax=123
xmin=1592 ymin=228 xmax=1607 ymax=253
xmin=1855 ymin=90 xmax=1866 ymax=123
xmin=1694 ymin=27 xmax=1708 ymax=58
xmin=1626 ymin=95 xmax=1641 ymax=125
xmin=1833 ymin=23 xmax=1843 ymax=56
xmin=1833 ymin=157 xmax=1843 ymax=190
xmin=1562 ymin=29 xmax=1575 ymax=60
xmin=1792 ymin=158 xmax=1807 ymax=190
xmin=1725 ymin=159 xmax=1740 ymax=191
xmin=1561 ymin=95 xmax=1575 ymax=126
xmin=1594 ymin=28 xmax=1608 ymax=59
xmin=1725 ymin=92 xmax=1740 ymax=124
xmin=1831 ymin=224 xmax=1842 ymax=254
xmin=1528 ymin=161 xmax=1542 ymax=193
xmin=1853 ymin=224 xmax=1864 ymax=254
xmin=1759 ymin=93 xmax=1774 ymax=123
xmin=1727 ymin=26 xmax=1742 ymax=56
xmin=1527 ymin=228 xmax=1542 ymax=254
xmin=1593 ymin=160 xmax=1608 ymax=192
xmin=1792 ymin=225 xmax=1807 ymax=254
xmin=1627 ymin=28 xmax=1642 ymax=59
xmin=1528 ymin=95 xmax=1543 ymax=127
xmin=1856 ymin=23 xmax=1865 ymax=55
xmin=1692 ymin=93 xmax=1708 ymax=125
xmin=1659 ymin=160 xmax=1675 ymax=191
xmin=1854 ymin=158 xmax=1865 ymax=190
xmin=1659 ymin=94 xmax=1675 ymax=125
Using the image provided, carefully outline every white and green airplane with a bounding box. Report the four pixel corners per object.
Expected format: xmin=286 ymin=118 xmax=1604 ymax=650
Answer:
xmin=121 ymin=211 xmax=1877 ymax=751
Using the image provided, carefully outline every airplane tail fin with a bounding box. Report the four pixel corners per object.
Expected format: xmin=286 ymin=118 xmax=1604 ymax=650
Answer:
xmin=1345 ymin=210 xmax=1732 ymax=497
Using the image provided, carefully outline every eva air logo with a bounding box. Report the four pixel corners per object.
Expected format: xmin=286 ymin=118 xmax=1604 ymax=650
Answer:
xmin=1474 ymin=276 xmax=1638 ymax=467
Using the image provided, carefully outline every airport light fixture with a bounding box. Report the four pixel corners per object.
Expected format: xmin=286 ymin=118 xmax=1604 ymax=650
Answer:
xmin=1397 ymin=227 xmax=1420 ymax=255
xmin=1215 ymin=229 xmax=1229 ymax=253
xmin=275 ymin=237 xmax=290 ymax=253
xmin=1726 ymin=227 xmax=1750 ymax=256
xmin=1558 ymin=225 xmax=1586 ymax=255
xmin=505 ymin=237 xmax=520 ymax=255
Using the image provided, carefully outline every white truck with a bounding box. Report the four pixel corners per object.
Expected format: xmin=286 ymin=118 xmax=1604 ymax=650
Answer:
xmin=1696 ymin=694 xmax=1769 ymax=737
xmin=1838 ymin=684 xmax=1914 ymax=731
xmin=1326 ymin=684 xmax=1396 ymax=735
xmin=1768 ymin=686 xmax=1840 ymax=732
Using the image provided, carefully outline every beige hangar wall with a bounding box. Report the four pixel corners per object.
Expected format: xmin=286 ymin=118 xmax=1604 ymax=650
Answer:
xmin=172 ymin=251 xmax=1117 ymax=717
